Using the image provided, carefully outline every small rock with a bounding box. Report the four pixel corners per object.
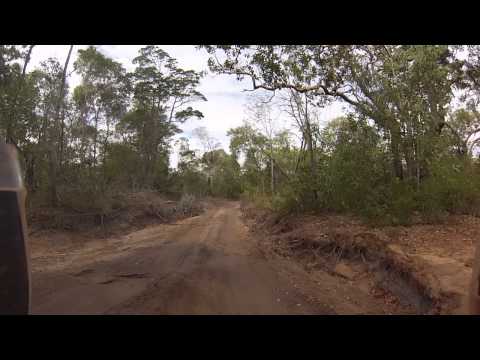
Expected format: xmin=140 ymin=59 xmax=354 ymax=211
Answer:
xmin=334 ymin=262 xmax=357 ymax=280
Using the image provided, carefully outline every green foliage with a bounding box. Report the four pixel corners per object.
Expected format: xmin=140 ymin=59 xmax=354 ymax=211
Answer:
xmin=103 ymin=142 xmax=143 ymax=189
xmin=206 ymin=150 xmax=242 ymax=198
xmin=201 ymin=45 xmax=480 ymax=225
xmin=270 ymin=186 xmax=303 ymax=215
xmin=0 ymin=45 xmax=209 ymax=215
xmin=317 ymin=117 xmax=383 ymax=211
xmin=418 ymin=155 xmax=480 ymax=216
xmin=6 ymin=44 xmax=480 ymax=228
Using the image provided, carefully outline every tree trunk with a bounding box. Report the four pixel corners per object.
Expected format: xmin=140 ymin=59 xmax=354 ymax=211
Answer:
xmin=304 ymin=95 xmax=318 ymax=200
xmin=8 ymin=46 xmax=35 ymax=193
xmin=25 ymin=152 xmax=35 ymax=193
xmin=93 ymin=106 xmax=99 ymax=167
xmin=306 ymin=130 xmax=318 ymax=199
xmin=389 ymin=123 xmax=404 ymax=180
xmin=49 ymin=45 xmax=73 ymax=207
xmin=270 ymin=144 xmax=275 ymax=195
xmin=294 ymin=138 xmax=305 ymax=174
xmin=58 ymin=104 xmax=67 ymax=170
xmin=6 ymin=45 xmax=35 ymax=148
xmin=404 ymin=143 xmax=415 ymax=181
xmin=48 ymin=148 xmax=58 ymax=207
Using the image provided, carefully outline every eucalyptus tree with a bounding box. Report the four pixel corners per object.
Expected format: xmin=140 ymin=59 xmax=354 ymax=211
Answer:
xmin=73 ymin=46 xmax=129 ymax=169
xmin=26 ymin=54 xmax=72 ymax=205
xmin=0 ymin=45 xmax=37 ymax=151
xmin=191 ymin=126 xmax=221 ymax=194
xmin=201 ymin=45 xmax=462 ymax=184
xmin=244 ymin=93 xmax=279 ymax=194
xmin=120 ymin=46 xmax=207 ymax=188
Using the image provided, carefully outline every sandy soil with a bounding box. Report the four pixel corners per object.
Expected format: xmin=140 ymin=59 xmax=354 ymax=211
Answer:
xmin=30 ymin=200 xmax=475 ymax=314
xmin=31 ymin=202 xmax=334 ymax=314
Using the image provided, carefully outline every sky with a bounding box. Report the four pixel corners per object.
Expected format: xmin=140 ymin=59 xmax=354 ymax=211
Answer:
xmin=28 ymin=45 xmax=346 ymax=167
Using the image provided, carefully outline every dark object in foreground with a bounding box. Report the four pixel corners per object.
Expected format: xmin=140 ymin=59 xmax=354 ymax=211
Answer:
xmin=0 ymin=143 xmax=30 ymax=314
xmin=470 ymin=242 xmax=480 ymax=314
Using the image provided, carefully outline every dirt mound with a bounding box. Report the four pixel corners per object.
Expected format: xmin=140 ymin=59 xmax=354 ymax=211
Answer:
xmin=241 ymin=203 xmax=475 ymax=314
xmin=29 ymin=192 xmax=204 ymax=235
xmin=28 ymin=192 xmax=206 ymax=268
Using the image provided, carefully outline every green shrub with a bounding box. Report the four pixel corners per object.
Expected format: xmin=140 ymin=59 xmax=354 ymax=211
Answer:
xmin=418 ymin=156 xmax=480 ymax=218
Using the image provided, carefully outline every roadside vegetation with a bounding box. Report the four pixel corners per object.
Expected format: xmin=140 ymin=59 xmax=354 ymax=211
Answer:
xmin=203 ymin=45 xmax=480 ymax=226
xmin=0 ymin=45 xmax=214 ymax=227
xmin=3 ymin=45 xmax=480 ymax=227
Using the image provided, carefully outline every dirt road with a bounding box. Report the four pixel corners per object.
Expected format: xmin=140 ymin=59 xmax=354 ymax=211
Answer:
xmin=31 ymin=202 xmax=334 ymax=314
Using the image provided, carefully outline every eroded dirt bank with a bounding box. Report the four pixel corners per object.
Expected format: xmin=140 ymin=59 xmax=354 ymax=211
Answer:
xmin=242 ymin=203 xmax=476 ymax=314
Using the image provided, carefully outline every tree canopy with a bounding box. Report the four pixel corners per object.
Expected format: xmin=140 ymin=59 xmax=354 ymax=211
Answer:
xmin=3 ymin=45 xmax=480 ymax=225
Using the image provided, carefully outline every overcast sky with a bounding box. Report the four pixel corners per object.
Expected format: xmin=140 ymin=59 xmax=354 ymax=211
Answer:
xmin=28 ymin=45 xmax=345 ymax=167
